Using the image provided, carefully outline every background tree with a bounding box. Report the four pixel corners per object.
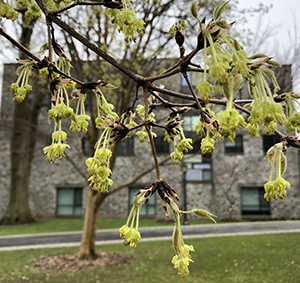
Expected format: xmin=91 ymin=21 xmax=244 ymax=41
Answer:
xmin=0 ymin=13 xmax=41 ymax=224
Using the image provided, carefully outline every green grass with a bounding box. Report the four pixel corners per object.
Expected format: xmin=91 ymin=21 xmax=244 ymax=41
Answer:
xmin=0 ymin=218 xmax=215 ymax=236
xmin=0 ymin=233 xmax=300 ymax=282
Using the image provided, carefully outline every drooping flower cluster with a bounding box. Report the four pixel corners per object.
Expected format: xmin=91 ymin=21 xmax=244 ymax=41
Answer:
xmin=86 ymin=128 xmax=113 ymax=193
xmin=246 ymin=65 xmax=285 ymax=136
xmin=171 ymin=207 xmax=217 ymax=278
xmin=69 ymin=94 xmax=90 ymax=133
xmin=10 ymin=59 xmax=39 ymax=102
xmin=0 ymin=0 xmax=18 ymax=21
xmin=264 ymin=142 xmax=290 ymax=201
xmin=43 ymin=120 xmax=70 ymax=163
xmin=119 ymin=185 xmax=155 ymax=247
xmin=136 ymin=99 xmax=157 ymax=143
xmin=164 ymin=111 xmax=193 ymax=165
xmin=106 ymin=0 xmax=145 ymax=43
xmin=273 ymin=92 xmax=300 ymax=133
xmin=194 ymin=110 xmax=221 ymax=154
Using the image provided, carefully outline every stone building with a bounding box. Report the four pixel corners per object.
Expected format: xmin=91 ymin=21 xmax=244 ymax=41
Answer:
xmin=0 ymin=63 xmax=299 ymax=221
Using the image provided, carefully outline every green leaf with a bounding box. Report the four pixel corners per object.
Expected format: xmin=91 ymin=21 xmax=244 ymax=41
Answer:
xmin=281 ymin=153 xmax=287 ymax=175
xmin=191 ymin=1 xmax=198 ymax=19
xmin=267 ymin=145 xmax=277 ymax=167
xmin=249 ymin=54 xmax=268 ymax=60
xmin=214 ymin=20 xmax=231 ymax=29
xmin=213 ymin=1 xmax=230 ymax=21
xmin=104 ymin=83 xmax=118 ymax=89
xmin=243 ymin=103 xmax=251 ymax=109
xmin=267 ymin=60 xmax=282 ymax=67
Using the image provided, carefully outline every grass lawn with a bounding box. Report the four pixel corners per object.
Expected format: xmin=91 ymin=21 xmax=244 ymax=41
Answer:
xmin=0 ymin=233 xmax=299 ymax=283
xmin=0 ymin=218 xmax=214 ymax=236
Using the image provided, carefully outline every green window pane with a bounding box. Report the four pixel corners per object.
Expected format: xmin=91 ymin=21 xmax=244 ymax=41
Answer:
xmin=57 ymin=189 xmax=74 ymax=205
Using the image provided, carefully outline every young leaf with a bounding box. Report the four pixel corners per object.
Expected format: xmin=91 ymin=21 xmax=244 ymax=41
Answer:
xmin=213 ymin=1 xmax=230 ymax=21
xmin=191 ymin=1 xmax=198 ymax=19
xmin=215 ymin=20 xmax=231 ymax=30
xmin=249 ymin=54 xmax=268 ymax=60
xmin=266 ymin=145 xmax=277 ymax=167
xmin=267 ymin=60 xmax=282 ymax=67
xmin=281 ymin=153 xmax=287 ymax=175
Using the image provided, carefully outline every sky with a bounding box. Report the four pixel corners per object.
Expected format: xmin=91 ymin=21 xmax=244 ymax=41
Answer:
xmin=238 ymin=0 xmax=300 ymax=51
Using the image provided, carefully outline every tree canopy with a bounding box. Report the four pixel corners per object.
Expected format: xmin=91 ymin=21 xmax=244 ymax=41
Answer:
xmin=1 ymin=0 xmax=299 ymax=278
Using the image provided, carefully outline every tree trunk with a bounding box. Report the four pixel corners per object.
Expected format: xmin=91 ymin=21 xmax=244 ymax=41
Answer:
xmin=77 ymin=189 xmax=106 ymax=259
xmin=0 ymin=15 xmax=39 ymax=225
xmin=0 ymin=100 xmax=36 ymax=224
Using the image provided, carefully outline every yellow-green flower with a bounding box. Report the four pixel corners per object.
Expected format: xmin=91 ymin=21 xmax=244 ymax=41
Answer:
xmin=264 ymin=177 xmax=290 ymax=201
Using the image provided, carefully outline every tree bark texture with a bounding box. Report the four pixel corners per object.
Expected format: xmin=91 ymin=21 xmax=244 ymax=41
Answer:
xmin=0 ymin=15 xmax=43 ymax=225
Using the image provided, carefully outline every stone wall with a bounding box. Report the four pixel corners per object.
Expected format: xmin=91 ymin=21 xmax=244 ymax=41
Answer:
xmin=1 ymin=63 xmax=299 ymax=221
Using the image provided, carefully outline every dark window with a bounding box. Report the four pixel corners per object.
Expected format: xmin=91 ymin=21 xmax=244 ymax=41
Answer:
xmin=262 ymin=135 xmax=281 ymax=153
xmin=224 ymin=135 xmax=243 ymax=153
xmin=154 ymin=136 xmax=169 ymax=154
xmin=128 ymin=187 xmax=156 ymax=216
xmin=82 ymin=137 xmax=89 ymax=156
xmin=117 ymin=138 xmax=134 ymax=156
xmin=56 ymin=187 xmax=83 ymax=215
xmin=241 ymin=187 xmax=270 ymax=215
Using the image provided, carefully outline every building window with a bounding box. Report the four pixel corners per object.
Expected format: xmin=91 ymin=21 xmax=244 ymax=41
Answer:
xmin=263 ymin=134 xmax=281 ymax=153
xmin=241 ymin=187 xmax=270 ymax=215
xmin=181 ymin=72 xmax=197 ymax=99
xmin=117 ymin=138 xmax=134 ymax=156
xmin=154 ymin=136 xmax=169 ymax=154
xmin=183 ymin=115 xmax=200 ymax=132
xmin=82 ymin=137 xmax=89 ymax=156
xmin=56 ymin=187 xmax=83 ymax=216
xmin=224 ymin=135 xmax=243 ymax=153
xmin=185 ymin=162 xmax=212 ymax=181
xmin=128 ymin=187 xmax=156 ymax=216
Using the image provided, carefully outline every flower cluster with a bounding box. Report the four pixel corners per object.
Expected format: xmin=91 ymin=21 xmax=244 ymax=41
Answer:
xmin=48 ymin=76 xmax=75 ymax=123
xmin=120 ymin=185 xmax=155 ymax=247
xmin=86 ymin=128 xmax=114 ymax=193
xmin=0 ymin=0 xmax=18 ymax=21
xmin=171 ymin=211 xmax=195 ymax=278
xmin=274 ymin=92 xmax=300 ymax=133
xmin=69 ymin=94 xmax=90 ymax=133
xmin=264 ymin=142 xmax=290 ymax=201
xmin=106 ymin=0 xmax=145 ymax=43
xmin=43 ymin=121 xmax=70 ymax=163
xmin=136 ymin=102 xmax=157 ymax=143
xmin=92 ymin=85 xmax=119 ymax=129
xmin=215 ymin=109 xmax=246 ymax=142
xmin=10 ymin=59 xmax=39 ymax=102
xmin=247 ymin=97 xmax=285 ymax=135
xmin=24 ymin=1 xmax=41 ymax=22
xmin=164 ymin=113 xmax=193 ymax=165
xmin=43 ymin=0 xmax=72 ymax=11
xmin=195 ymin=111 xmax=221 ymax=154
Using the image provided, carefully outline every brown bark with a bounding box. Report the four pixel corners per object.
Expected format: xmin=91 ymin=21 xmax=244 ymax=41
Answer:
xmin=0 ymin=15 xmax=42 ymax=225
xmin=77 ymin=189 xmax=106 ymax=259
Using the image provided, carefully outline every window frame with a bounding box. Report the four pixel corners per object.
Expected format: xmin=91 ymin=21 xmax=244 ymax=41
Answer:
xmin=262 ymin=134 xmax=281 ymax=154
xmin=224 ymin=135 xmax=243 ymax=154
xmin=117 ymin=137 xmax=134 ymax=156
xmin=240 ymin=187 xmax=270 ymax=216
xmin=128 ymin=187 xmax=156 ymax=216
xmin=154 ymin=135 xmax=169 ymax=155
xmin=56 ymin=187 xmax=83 ymax=216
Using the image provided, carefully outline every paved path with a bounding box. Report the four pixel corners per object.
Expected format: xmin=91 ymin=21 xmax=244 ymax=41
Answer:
xmin=1 ymin=220 xmax=300 ymax=251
